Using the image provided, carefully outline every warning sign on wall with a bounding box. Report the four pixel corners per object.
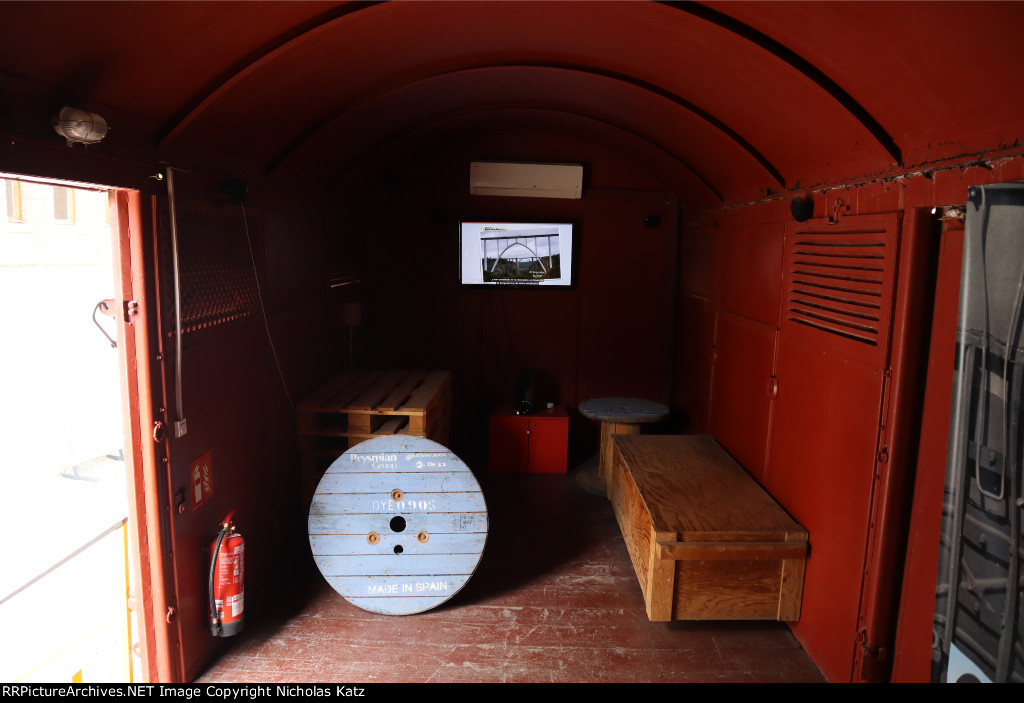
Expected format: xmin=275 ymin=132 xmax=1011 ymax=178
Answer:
xmin=190 ymin=450 xmax=213 ymax=510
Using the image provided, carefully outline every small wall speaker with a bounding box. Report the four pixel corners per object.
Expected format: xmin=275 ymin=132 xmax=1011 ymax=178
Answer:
xmin=791 ymin=195 xmax=814 ymax=223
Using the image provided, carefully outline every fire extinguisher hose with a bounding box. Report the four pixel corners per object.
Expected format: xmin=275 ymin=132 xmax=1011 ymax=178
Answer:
xmin=208 ymin=524 xmax=228 ymax=635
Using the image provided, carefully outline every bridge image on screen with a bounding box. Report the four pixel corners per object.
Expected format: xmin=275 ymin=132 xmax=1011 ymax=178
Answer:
xmin=479 ymin=226 xmax=561 ymax=283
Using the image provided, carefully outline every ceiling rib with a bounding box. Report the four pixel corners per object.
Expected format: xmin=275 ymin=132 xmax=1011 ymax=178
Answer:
xmin=321 ymin=105 xmax=725 ymax=204
xmin=265 ymin=63 xmax=784 ymax=191
xmin=156 ymin=1 xmax=382 ymax=148
xmin=675 ymin=2 xmax=902 ymax=165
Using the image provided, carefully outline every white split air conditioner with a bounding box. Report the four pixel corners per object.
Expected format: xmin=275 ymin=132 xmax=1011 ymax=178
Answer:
xmin=469 ymin=161 xmax=583 ymax=199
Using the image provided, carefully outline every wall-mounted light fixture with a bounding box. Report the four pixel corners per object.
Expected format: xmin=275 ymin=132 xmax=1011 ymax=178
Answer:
xmin=52 ymin=107 xmax=108 ymax=146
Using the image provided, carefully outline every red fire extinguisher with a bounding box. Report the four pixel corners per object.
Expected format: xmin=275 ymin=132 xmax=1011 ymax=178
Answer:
xmin=208 ymin=511 xmax=244 ymax=636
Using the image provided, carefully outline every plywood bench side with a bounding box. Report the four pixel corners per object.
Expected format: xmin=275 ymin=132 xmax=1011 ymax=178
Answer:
xmin=609 ymin=440 xmax=676 ymax=621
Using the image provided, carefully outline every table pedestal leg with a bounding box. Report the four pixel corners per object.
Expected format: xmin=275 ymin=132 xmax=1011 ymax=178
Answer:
xmin=599 ymin=421 xmax=642 ymax=495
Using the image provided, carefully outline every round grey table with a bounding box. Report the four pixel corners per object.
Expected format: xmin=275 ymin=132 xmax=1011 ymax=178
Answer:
xmin=577 ymin=397 xmax=670 ymax=496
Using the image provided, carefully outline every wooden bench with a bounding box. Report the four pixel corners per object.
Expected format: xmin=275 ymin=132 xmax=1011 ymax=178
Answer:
xmin=609 ymin=434 xmax=807 ymax=622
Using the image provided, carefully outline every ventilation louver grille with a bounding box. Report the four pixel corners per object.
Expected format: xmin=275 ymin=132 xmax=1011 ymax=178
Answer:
xmin=783 ymin=216 xmax=898 ymax=362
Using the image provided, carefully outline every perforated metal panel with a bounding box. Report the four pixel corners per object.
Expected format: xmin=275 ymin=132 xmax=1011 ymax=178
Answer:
xmin=158 ymin=198 xmax=263 ymax=335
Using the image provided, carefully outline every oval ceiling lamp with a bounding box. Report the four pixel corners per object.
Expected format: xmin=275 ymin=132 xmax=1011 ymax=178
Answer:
xmin=53 ymin=106 xmax=108 ymax=146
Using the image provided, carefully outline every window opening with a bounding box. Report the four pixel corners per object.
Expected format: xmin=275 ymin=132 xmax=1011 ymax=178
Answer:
xmin=53 ymin=185 xmax=75 ymax=223
xmin=4 ymin=179 xmax=22 ymax=221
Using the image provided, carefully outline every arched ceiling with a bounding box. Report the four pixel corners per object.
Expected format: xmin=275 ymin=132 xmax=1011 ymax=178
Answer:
xmin=0 ymin=1 xmax=1022 ymax=206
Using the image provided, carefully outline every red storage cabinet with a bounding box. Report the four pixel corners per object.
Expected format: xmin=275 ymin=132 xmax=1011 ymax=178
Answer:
xmin=488 ymin=404 xmax=568 ymax=473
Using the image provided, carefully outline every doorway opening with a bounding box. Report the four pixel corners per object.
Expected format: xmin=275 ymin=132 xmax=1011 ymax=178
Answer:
xmin=0 ymin=175 xmax=143 ymax=682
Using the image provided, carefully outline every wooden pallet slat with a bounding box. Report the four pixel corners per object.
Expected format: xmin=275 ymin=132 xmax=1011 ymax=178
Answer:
xmin=319 ymin=370 xmax=386 ymax=412
xmin=349 ymin=369 xmax=411 ymax=411
xmin=402 ymin=370 xmax=450 ymax=411
xmin=297 ymin=369 xmax=367 ymax=410
xmin=374 ymin=416 xmax=408 ymax=436
xmin=378 ymin=370 xmax=429 ymax=412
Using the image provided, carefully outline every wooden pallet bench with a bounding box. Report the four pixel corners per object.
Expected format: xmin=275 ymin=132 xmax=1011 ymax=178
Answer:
xmin=609 ymin=434 xmax=807 ymax=622
xmin=297 ymin=369 xmax=451 ymax=505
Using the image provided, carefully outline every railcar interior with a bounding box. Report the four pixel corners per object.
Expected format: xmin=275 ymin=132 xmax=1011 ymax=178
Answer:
xmin=0 ymin=0 xmax=1022 ymax=685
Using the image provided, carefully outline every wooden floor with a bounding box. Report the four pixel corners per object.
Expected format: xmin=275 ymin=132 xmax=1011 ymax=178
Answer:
xmin=197 ymin=466 xmax=825 ymax=684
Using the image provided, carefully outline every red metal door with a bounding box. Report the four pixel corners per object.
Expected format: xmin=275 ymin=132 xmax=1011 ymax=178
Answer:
xmin=147 ymin=179 xmax=272 ymax=682
xmin=116 ymin=190 xmax=179 ymax=682
xmin=766 ymin=334 xmax=888 ymax=681
xmin=764 ymin=213 xmax=901 ymax=682
xmin=890 ymin=216 xmax=965 ymax=682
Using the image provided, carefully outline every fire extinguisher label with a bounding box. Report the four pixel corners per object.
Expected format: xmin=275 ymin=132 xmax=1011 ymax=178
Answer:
xmin=215 ymin=594 xmax=244 ymax=618
xmin=217 ymin=543 xmax=245 ymax=586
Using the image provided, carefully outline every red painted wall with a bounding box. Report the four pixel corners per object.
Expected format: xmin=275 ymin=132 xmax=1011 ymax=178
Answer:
xmin=335 ymin=135 xmax=687 ymax=469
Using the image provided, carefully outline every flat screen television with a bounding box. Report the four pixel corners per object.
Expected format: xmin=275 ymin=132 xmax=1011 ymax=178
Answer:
xmin=459 ymin=221 xmax=575 ymax=287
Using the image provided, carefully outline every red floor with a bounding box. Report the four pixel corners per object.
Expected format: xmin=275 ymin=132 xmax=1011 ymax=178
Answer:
xmin=197 ymin=469 xmax=825 ymax=683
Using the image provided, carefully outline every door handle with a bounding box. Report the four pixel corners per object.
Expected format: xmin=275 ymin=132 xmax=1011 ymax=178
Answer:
xmin=92 ymin=299 xmax=117 ymax=348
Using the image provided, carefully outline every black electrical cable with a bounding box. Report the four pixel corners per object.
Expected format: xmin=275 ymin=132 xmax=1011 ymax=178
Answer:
xmin=208 ymin=526 xmax=228 ymax=635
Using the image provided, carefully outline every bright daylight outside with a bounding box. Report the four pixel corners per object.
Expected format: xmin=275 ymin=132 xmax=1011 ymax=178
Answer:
xmin=0 ymin=178 xmax=137 ymax=682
